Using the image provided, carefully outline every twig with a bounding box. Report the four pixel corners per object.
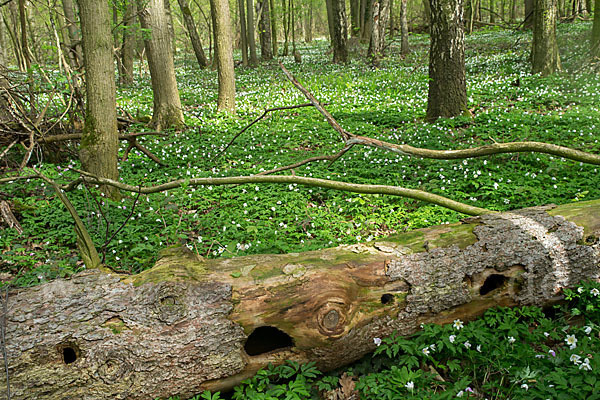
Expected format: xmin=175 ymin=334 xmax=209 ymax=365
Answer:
xmin=100 ymin=188 xmax=142 ymax=263
xmin=213 ymin=102 xmax=323 ymax=162
xmin=0 ymin=140 xmax=18 ymax=160
xmin=257 ymin=145 xmax=354 ymax=176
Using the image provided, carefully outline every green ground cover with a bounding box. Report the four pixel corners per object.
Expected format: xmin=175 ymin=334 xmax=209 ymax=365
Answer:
xmin=3 ymin=23 xmax=599 ymax=281
xmin=2 ymin=19 xmax=600 ymax=400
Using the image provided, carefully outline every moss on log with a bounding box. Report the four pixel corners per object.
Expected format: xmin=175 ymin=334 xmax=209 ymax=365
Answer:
xmin=2 ymin=200 xmax=600 ymax=399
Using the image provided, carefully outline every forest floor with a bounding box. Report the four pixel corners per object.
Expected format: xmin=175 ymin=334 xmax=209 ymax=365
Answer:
xmin=2 ymin=20 xmax=600 ymax=399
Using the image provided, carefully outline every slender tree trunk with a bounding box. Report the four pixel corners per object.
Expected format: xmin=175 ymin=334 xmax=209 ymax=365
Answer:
xmin=330 ymin=0 xmax=348 ymax=62
xmin=282 ymin=0 xmax=290 ymax=55
xmin=511 ymin=0 xmax=517 ymax=21
xmin=490 ymin=0 xmax=496 ymax=22
xmin=238 ymin=0 xmax=249 ymax=65
xmin=532 ymin=0 xmax=561 ymax=75
xmin=210 ymin=0 xmax=236 ymax=112
xmin=290 ymin=0 xmax=296 ymax=52
xmin=62 ymin=0 xmax=83 ymax=68
xmin=325 ymin=0 xmax=335 ymax=45
xmin=77 ymin=0 xmax=120 ymax=199
xmin=304 ymin=3 xmax=313 ymax=42
xmin=0 ymin=17 xmax=5 ymax=65
xmin=121 ymin=0 xmax=136 ymax=85
xmin=270 ymin=0 xmax=278 ymax=55
xmin=178 ymin=0 xmax=209 ymax=68
xmin=137 ymin=0 xmax=185 ymax=130
xmin=389 ymin=0 xmax=395 ymax=38
xmin=426 ymin=0 xmax=468 ymax=121
xmin=246 ymin=0 xmax=259 ymax=65
xmin=524 ymin=0 xmax=534 ymax=28
xmin=18 ymin=0 xmax=30 ymax=70
xmin=592 ymin=0 xmax=600 ymax=57
xmin=359 ymin=0 xmax=367 ymax=35
xmin=259 ymin=0 xmax=273 ymax=59
xmin=400 ymin=0 xmax=409 ymax=54
xmin=361 ymin=0 xmax=374 ymax=43
xmin=423 ymin=0 xmax=432 ymax=28
xmin=350 ymin=0 xmax=361 ymax=36
xmin=164 ymin=0 xmax=177 ymax=53
xmin=3 ymin=3 xmax=25 ymax=70
xmin=368 ymin=0 xmax=390 ymax=63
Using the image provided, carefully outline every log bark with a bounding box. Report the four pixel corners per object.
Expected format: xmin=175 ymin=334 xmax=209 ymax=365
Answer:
xmin=3 ymin=200 xmax=600 ymax=399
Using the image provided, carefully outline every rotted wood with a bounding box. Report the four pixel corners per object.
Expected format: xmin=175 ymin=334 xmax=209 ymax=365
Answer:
xmin=2 ymin=200 xmax=600 ymax=399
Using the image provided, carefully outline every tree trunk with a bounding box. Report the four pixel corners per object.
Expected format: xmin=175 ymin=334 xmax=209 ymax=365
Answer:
xmin=210 ymin=0 xmax=236 ymax=112
xmin=120 ymin=0 xmax=137 ymax=85
xmin=270 ymin=0 xmax=278 ymax=55
xmin=177 ymin=0 xmax=209 ymax=68
xmin=368 ymin=0 xmax=391 ymax=63
xmin=532 ymin=0 xmax=561 ymax=75
xmin=490 ymin=0 xmax=496 ymax=22
xmin=524 ymin=0 xmax=534 ymax=28
xmin=246 ymin=0 xmax=259 ymax=65
xmin=400 ymin=0 xmax=409 ymax=54
xmin=329 ymin=0 xmax=348 ymax=63
xmin=304 ymin=3 xmax=313 ymax=42
xmin=62 ymin=0 xmax=83 ymax=69
xmin=238 ymin=0 xmax=249 ymax=65
xmin=389 ymin=0 xmax=395 ymax=38
xmin=77 ymin=0 xmax=120 ymax=200
xmin=18 ymin=0 xmax=30 ymax=70
xmin=163 ymin=0 xmax=177 ymax=54
xmin=426 ymin=0 xmax=468 ymax=121
xmin=259 ymin=0 xmax=273 ymax=59
xmin=511 ymin=0 xmax=517 ymax=22
xmin=423 ymin=0 xmax=432 ymax=29
xmin=0 ymin=14 xmax=6 ymax=65
xmin=592 ymin=0 xmax=600 ymax=58
xmin=361 ymin=0 xmax=374 ymax=43
xmin=350 ymin=0 xmax=361 ymax=36
xmin=137 ymin=0 xmax=185 ymax=130
xmin=3 ymin=200 xmax=600 ymax=399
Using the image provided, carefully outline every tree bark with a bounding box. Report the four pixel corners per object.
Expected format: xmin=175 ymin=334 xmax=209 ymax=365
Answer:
xmin=426 ymin=0 xmax=468 ymax=121
xmin=18 ymin=0 xmax=30 ymax=70
xmin=270 ymin=0 xmax=278 ymax=55
xmin=591 ymin=0 xmax=600 ymax=58
xmin=137 ymin=0 xmax=185 ymax=130
xmin=400 ymin=0 xmax=410 ymax=54
xmin=62 ymin=0 xmax=82 ymax=69
xmin=77 ymin=0 xmax=120 ymax=200
xmin=524 ymin=0 xmax=534 ymax=28
xmin=531 ymin=0 xmax=561 ymax=75
xmin=3 ymin=200 xmax=600 ymax=399
xmin=238 ymin=0 xmax=249 ymax=65
xmin=350 ymin=0 xmax=361 ymax=36
xmin=120 ymin=0 xmax=137 ymax=85
xmin=329 ymin=0 xmax=348 ymax=63
xmin=177 ymin=0 xmax=210 ymax=68
xmin=163 ymin=0 xmax=177 ymax=54
xmin=210 ymin=0 xmax=236 ymax=112
xmin=368 ymin=0 xmax=391 ymax=63
xmin=246 ymin=0 xmax=259 ymax=65
xmin=259 ymin=0 xmax=273 ymax=59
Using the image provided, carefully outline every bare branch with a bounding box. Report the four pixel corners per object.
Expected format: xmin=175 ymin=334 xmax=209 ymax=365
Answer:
xmin=257 ymin=145 xmax=354 ymax=175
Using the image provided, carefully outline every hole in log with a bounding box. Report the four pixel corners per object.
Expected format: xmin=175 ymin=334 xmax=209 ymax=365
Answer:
xmin=63 ymin=347 xmax=77 ymax=364
xmin=244 ymin=326 xmax=294 ymax=356
xmin=480 ymin=274 xmax=508 ymax=296
xmin=381 ymin=294 xmax=394 ymax=304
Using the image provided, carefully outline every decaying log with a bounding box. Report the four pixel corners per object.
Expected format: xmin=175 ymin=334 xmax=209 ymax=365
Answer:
xmin=3 ymin=199 xmax=600 ymax=399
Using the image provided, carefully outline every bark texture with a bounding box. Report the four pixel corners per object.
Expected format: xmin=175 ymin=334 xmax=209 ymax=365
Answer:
xmin=426 ymin=0 xmax=468 ymax=121
xmin=77 ymin=0 xmax=120 ymax=199
xmin=400 ymin=0 xmax=410 ymax=54
xmin=246 ymin=0 xmax=259 ymax=65
xmin=368 ymin=0 xmax=391 ymax=62
xmin=178 ymin=0 xmax=209 ymax=68
xmin=591 ymin=0 xmax=600 ymax=58
xmin=210 ymin=0 xmax=236 ymax=112
xmin=120 ymin=0 xmax=137 ymax=85
xmin=238 ymin=0 xmax=249 ymax=66
xmin=62 ymin=0 xmax=82 ymax=68
xmin=532 ymin=0 xmax=561 ymax=75
xmin=330 ymin=0 xmax=348 ymax=63
xmin=259 ymin=0 xmax=274 ymax=60
xmin=138 ymin=0 xmax=185 ymax=130
xmin=3 ymin=200 xmax=600 ymax=399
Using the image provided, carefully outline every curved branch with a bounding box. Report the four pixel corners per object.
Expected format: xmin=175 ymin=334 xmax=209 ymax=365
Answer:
xmin=279 ymin=63 xmax=600 ymax=166
xmin=69 ymin=169 xmax=492 ymax=216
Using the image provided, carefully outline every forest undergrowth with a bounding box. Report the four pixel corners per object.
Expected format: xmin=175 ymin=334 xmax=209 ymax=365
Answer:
xmin=2 ymin=21 xmax=600 ymax=399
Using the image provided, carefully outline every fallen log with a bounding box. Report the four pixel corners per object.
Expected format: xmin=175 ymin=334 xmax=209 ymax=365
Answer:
xmin=3 ymin=199 xmax=600 ymax=399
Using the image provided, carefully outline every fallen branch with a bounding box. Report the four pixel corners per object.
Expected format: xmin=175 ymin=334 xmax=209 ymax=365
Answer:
xmin=278 ymin=63 xmax=600 ymax=166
